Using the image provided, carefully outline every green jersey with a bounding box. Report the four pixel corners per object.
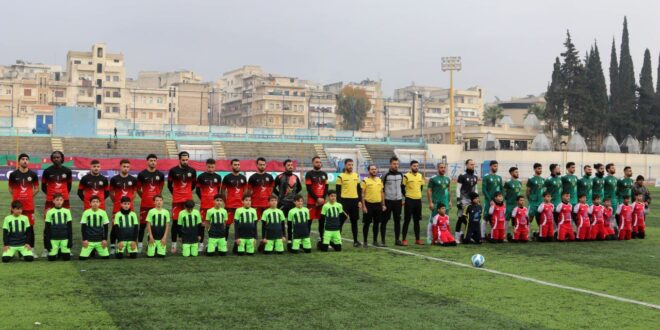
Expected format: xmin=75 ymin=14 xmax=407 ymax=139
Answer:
xmin=261 ymin=208 xmax=285 ymax=239
xmin=526 ymin=175 xmax=545 ymax=204
xmin=45 ymin=207 xmax=72 ymax=240
xmin=603 ymin=175 xmax=618 ymax=202
xmin=577 ymin=175 xmax=594 ymax=205
xmin=504 ymin=179 xmax=522 ymax=207
xmin=178 ymin=209 xmax=202 ymax=244
xmin=81 ymin=208 xmax=110 ymax=242
xmin=617 ymin=177 xmax=634 ymax=201
xmin=428 ymin=175 xmax=451 ymax=206
xmin=288 ymin=207 xmax=310 ymax=238
xmin=545 ymin=176 xmax=563 ymax=206
xmin=234 ymin=207 xmax=257 ymax=239
xmin=146 ymin=208 xmax=170 ymax=240
xmin=206 ymin=207 xmax=227 ymax=239
xmin=2 ymin=215 xmax=30 ymax=246
xmin=561 ymin=174 xmax=578 ymax=204
xmin=321 ymin=202 xmax=344 ymax=231
xmin=482 ymin=173 xmax=503 ymax=203
xmin=592 ymin=174 xmax=605 ymax=200
xmin=113 ymin=211 xmax=139 ymax=242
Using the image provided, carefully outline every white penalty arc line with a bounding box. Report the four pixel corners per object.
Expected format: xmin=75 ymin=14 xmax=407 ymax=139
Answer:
xmin=338 ymin=237 xmax=660 ymax=310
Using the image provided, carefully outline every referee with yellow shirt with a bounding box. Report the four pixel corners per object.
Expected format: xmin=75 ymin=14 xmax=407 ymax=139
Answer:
xmin=336 ymin=158 xmax=362 ymax=247
xmin=361 ymin=164 xmax=386 ymax=247
xmin=402 ymin=160 xmax=425 ymax=245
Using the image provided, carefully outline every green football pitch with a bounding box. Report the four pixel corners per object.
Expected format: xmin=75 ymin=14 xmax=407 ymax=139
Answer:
xmin=1 ymin=182 xmax=658 ymax=329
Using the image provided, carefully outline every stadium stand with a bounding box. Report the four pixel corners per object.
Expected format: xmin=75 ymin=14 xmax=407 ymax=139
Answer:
xmin=61 ymin=137 xmax=169 ymax=158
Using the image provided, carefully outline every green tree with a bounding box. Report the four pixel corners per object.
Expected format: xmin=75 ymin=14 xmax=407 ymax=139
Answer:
xmin=616 ymin=16 xmax=638 ymax=140
xmin=608 ymin=39 xmax=620 ymax=137
xmin=336 ymin=86 xmax=371 ymax=131
xmin=482 ymin=105 xmax=503 ymax=126
xmin=545 ymin=57 xmax=567 ymax=148
xmin=655 ymin=53 xmax=660 ymax=137
xmin=638 ymin=49 xmax=655 ymax=142
xmin=560 ymin=31 xmax=592 ymax=137
xmin=526 ymin=104 xmax=546 ymax=120
xmin=586 ymin=42 xmax=609 ymax=143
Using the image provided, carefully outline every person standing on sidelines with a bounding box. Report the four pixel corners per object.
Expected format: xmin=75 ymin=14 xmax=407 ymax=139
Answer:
xmin=427 ymin=162 xmax=451 ymax=244
xmin=454 ymin=159 xmax=478 ymax=243
xmin=304 ymin=156 xmax=328 ymax=238
xmin=632 ymin=175 xmax=651 ymax=213
xmin=78 ymin=159 xmax=109 ymax=211
xmin=402 ymin=160 xmax=424 ymax=245
xmin=195 ymin=158 xmax=222 ymax=252
xmin=136 ymin=154 xmax=165 ymax=253
xmin=526 ymin=163 xmax=545 ymax=227
xmin=382 ymin=157 xmax=404 ymax=246
xmin=361 ymin=164 xmax=385 ymax=247
xmin=482 ymin=160 xmax=503 ymax=237
xmin=336 ymin=158 xmax=361 ymax=247
xmin=577 ymin=165 xmax=594 ymax=206
xmin=222 ymin=159 xmax=248 ymax=240
xmin=9 ymin=154 xmax=39 ymax=250
xmin=167 ymin=151 xmax=197 ymax=253
xmin=592 ymin=163 xmax=606 ymax=202
xmin=273 ymin=159 xmax=302 ymax=250
xmin=562 ymin=162 xmax=579 ymax=206
xmin=41 ymin=151 xmax=72 ymax=257
xmin=248 ymin=157 xmax=274 ymax=246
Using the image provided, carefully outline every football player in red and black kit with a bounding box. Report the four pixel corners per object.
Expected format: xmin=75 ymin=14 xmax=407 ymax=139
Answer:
xmin=9 ymin=153 xmax=39 ymax=248
xmin=305 ymin=156 xmax=328 ymax=238
xmin=168 ymin=151 xmax=197 ymax=253
xmin=196 ymin=158 xmax=222 ymax=248
xmin=77 ymin=159 xmax=109 ymax=211
xmin=109 ymin=159 xmax=138 ymax=252
xmin=274 ymin=159 xmax=302 ymax=248
xmin=137 ymin=153 xmax=165 ymax=251
xmin=248 ymin=157 xmax=274 ymax=244
xmin=41 ymin=151 xmax=72 ymax=256
xmin=222 ymin=159 xmax=248 ymax=239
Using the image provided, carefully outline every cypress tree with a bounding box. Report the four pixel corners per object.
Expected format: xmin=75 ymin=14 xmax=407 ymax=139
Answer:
xmin=638 ymin=49 xmax=655 ymax=142
xmin=586 ymin=42 xmax=609 ymax=144
xmin=608 ymin=38 xmax=619 ymax=137
xmin=560 ymin=31 xmax=590 ymax=136
xmin=545 ymin=57 xmax=566 ymax=148
xmin=617 ymin=16 xmax=638 ymax=140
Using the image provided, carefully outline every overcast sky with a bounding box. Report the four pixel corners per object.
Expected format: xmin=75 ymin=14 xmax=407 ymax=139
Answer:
xmin=2 ymin=0 xmax=659 ymax=101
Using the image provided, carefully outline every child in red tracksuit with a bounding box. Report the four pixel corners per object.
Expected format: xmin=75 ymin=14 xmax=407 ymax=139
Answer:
xmin=488 ymin=192 xmax=506 ymax=243
xmin=509 ymin=196 xmax=529 ymax=243
xmin=534 ymin=192 xmax=555 ymax=242
xmin=573 ymin=194 xmax=590 ymax=241
xmin=602 ymin=197 xmax=616 ymax=239
xmin=555 ymin=192 xmax=575 ymax=241
xmin=431 ymin=204 xmax=456 ymax=246
xmin=632 ymin=193 xmax=646 ymax=239
xmin=588 ymin=195 xmax=607 ymax=240
xmin=616 ymin=195 xmax=633 ymax=240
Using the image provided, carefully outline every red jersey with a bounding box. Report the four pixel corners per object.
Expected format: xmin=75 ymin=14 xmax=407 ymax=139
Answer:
xmin=305 ymin=170 xmax=328 ymax=205
xmin=537 ymin=203 xmax=554 ymax=226
xmin=167 ymin=166 xmax=197 ymax=203
xmin=603 ymin=206 xmax=614 ymax=226
xmin=248 ymin=172 xmax=274 ymax=208
xmin=573 ymin=203 xmax=589 ymax=225
xmin=222 ymin=173 xmax=248 ymax=209
xmin=137 ymin=169 xmax=165 ymax=208
xmin=78 ymin=173 xmax=109 ymax=209
xmin=196 ymin=172 xmax=222 ymax=209
xmin=511 ymin=207 xmax=529 ymax=230
xmin=631 ymin=202 xmax=645 ymax=227
xmin=589 ymin=204 xmax=605 ymax=225
xmin=555 ymin=202 xmax=573 ymax=225
xmin=616 ymin=204 xmax=633 ymax=230
xmin=110 ymin=174 xmax=138 ymax=212
xmin=8 ymin=169 xmax=39 ymax=210
xmin=432 ymin=214 xmax=450 ymax=232
xmin=41 ymin=165 xmax=73 ymax=201
xmin=488 ymin=202 xmax=506 ymax=229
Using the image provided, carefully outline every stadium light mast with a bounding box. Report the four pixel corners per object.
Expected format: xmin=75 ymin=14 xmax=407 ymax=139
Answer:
xmin=442 ymin=56 xmax=461 ymax=144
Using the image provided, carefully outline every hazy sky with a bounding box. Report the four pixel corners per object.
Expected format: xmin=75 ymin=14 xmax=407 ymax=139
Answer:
xmin=2 ymin=0 xmax=659 ymax=101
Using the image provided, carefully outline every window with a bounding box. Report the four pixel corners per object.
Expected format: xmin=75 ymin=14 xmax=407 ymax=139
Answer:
xmin=6 ymin=89 xmax=11 ymax=95
xmin=73 ymin=60 xmax=81 ymax=64
xmin=112 ymin=106 xmax=120 ymax=113
xmin=299 ymin=105 xmax=304 ymax=111
xmin=105 ymin=106 xmax=111 ymax=113
xmin=293 ymin=105 xmax=297 ymax=111
xmin=54 ymin=90 xmax=64 ymax=98
xmin=284 ymin=90 xmax=289 ymax=96
xmin=112 ymin=91 xmax=120 ymax=98
xmin=301 ymin=92 xmax=305 ymax=97
xmin=157 ymin=97 xmax=163 ymax=104
xmin=114 ymin=59 xmax=119 ymax=63
xmin=96 ymin=95 xmax=102 ymax=104
xmin=148 ymin=97 xmax=153 ymax=104
xmin=96 ymin=79 xmax=102 ymax=88
xmin=156 ymin=113 xmax=163 ymax=119
xmin=293 ymin=91 xmax=298 ymax=96
xmin=24 ymin=89 xmax=31 ymax=96
xmin=97 ymin=47 xmax=104 ymax=57
xmin=499 ymin=140 xmax=511 ymax=150
xmin=105 ymin=91 xmax=111 ymax=97
xmin=105 ymin=75 xmax=111 ymax=82
xmin=113 ymin=75 xmax=119 ymax=82
xmin=269 ymin=103 xmax=274 ymax=110
xmin=96 ymin=63 xmax=103 ymax=73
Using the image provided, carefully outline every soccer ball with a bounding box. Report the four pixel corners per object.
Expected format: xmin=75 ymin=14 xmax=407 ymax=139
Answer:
xmin=471 ymin=254 xmax=485 ymax=268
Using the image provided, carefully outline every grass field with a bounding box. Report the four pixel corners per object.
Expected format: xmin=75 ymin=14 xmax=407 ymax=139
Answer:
xmin=0 ymin=182 xmax=658 ymax=329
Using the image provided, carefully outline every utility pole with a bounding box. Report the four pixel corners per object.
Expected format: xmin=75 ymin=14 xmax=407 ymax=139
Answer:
xmin=419 ymin=93 xmax=424 ymax=141
xmin=132 ymin=89 xmax=136 ymax=136
xmin=442 ymin=56 xmax=462 ymax=144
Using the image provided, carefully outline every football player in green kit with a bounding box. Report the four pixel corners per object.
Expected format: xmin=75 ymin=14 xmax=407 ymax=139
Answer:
xmin=577 ymin=165 xmax=594 ymax=206
xmin=545 ymin=164 xmax=563 ymax=207
xmin=526 ymin=163 xmax=545 ymax=226
xmin=234 ymin=195 xmax=258 ymax=256
xmin=562 ymin=162 xmax=579 ymax=206
xmin=146 ymin=195 xmax=170 ymax=258
xmin=206 ymin=194 xmax=228 ymax=256
xmin=288 ymin=195 xmax=311 ymax=253
xmin=261 ymin=195 xmax=286 ymax=254
xmin=592 ymin=163 xmax=606 ymax=203
xmin=503 ymin=167 xmax=522 ymax=226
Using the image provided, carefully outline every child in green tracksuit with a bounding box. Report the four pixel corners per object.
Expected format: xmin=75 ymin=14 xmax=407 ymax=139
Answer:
xmin=2 ymin=201 xmax=34 ymax=263
xmin=178 ymin=200 xmax=203 ymax=257
xmin=44 ymin=193 xmax=73 ymax=261
xmin=79 ymin=196 xmax=110 ymax=260
xmin=206 ymin=194 xmax=228 ymax=256
xmin=234 ymin=195 xmax=257 ymax=256
xmin=319 ymin=190 xmax=348 ymax=252
xmin=261 ymin=195 xmax=285 ymax=254
xmin=288 ymin=195 xmax=311 ymax=253
xmin=146 ymin=195 xmax=170 ymax=258
xmin=113 ymin=196 xmax=139 ymax=259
